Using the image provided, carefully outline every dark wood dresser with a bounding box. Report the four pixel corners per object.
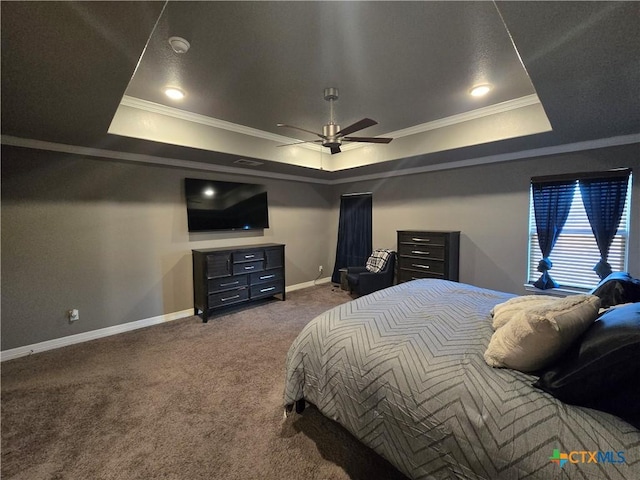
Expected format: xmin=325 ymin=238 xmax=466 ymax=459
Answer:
xmin=397 ymin=231 xmax=460 ymax=283
xmin=192 ymin=244 xmax=285 ymax=322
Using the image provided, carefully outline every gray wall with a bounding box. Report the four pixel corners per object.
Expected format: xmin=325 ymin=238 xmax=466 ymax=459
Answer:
xmin=1 ymin=146 xmax=334 ymax=350
xmin=2 ymin=143 xmax=639 ymax=351
xmin=331 ymin=144 xmax=640 ymax=294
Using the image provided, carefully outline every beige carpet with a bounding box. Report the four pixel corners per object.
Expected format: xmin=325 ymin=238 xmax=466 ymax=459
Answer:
xmin=1 ymin=285 xmax=408 ymax=480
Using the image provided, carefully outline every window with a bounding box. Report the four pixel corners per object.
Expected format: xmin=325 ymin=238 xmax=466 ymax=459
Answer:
xmin=527 ymin=173 xmax=632 ymax=290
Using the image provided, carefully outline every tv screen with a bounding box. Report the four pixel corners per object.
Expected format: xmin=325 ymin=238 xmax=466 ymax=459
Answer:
xmin=185 ymin=178 xmax=269 ymax=232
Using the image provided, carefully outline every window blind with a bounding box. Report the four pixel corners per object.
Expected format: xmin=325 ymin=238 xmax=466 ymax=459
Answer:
xmin=528 ymin=175 xmax=631 ymax=289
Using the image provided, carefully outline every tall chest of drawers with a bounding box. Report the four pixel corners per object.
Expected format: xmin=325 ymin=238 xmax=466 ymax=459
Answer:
xmin=192 ymin=243 xmax=285 ymax=322
xmin=397 ymin=231 xmax=460 ymax=283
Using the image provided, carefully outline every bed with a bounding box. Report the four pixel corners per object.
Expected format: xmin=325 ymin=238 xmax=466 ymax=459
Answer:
xmin=284 ymin=279 xmax=640 ymax=479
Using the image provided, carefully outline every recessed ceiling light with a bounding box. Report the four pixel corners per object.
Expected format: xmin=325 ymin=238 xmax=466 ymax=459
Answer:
xmin=203 ymin=188 xmax=214 ymax=197
xmin=164 ymin=87 xmax=185 ymax=100
xmin=168 ymin=36 xmax=190 ymax=54
xmin=469 ymin=84 xmax=492 ymax=97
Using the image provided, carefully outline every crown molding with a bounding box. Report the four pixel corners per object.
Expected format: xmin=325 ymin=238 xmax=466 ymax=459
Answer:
xmin=3 ymin=132 xmax=638 ymax=186
xmin=385 ymin=94 xmax=542 ymax=138
xmin=119 ymin=94 xmax=542 ymax=155
xmin=331 ymin=133 xmax=640 ymax=184
xmin=120 ymin=96 xmax=324 ymax=153
xmin=0 ymin=135 xmax=333 ymax=185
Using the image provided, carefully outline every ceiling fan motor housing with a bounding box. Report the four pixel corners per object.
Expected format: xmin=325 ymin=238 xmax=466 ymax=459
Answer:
xmin=322 ymin=123 xmax=342 ymax=147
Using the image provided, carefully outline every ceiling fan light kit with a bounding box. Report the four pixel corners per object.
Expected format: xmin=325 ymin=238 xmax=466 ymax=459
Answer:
xmin=277 ymin=88 xmax=393 ymax=154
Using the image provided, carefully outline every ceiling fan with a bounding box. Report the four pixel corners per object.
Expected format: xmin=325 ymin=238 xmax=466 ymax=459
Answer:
xmin=277 ymin=88 xmax=393 ymax=155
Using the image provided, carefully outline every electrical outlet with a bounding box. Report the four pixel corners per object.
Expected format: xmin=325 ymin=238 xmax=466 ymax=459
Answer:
xmin=319 ymin=265 xmax=323 ymax=273
xmin=68 ymin=309 xmax=79 ymax=322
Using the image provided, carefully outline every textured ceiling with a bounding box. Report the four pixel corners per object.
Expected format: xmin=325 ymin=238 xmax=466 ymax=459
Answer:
xmin=2 ymin=1 xmax=639 ymax=182
xmin=124 ymin=1 xmax=535 ymax=137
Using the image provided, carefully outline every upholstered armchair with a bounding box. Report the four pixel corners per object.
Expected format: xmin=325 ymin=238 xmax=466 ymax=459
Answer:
xmin=346 ymin=250 xmax=396 ymax=296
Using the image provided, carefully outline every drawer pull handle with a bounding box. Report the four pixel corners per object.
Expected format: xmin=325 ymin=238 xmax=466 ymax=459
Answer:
xmin=411 ymin=250 xmax=430 ymax=255
xmin=245 ymin=254 xmax=255 ymax=259
xmin=412 ymin=238 xmax=430 ymax=242
xmin=244 ymin=266 xmax=256 ymax=270
xmin=260 ymin=286 xmax=276 ymax=293
xmin=221 ymin=294 xmax=240 ymax=302
xmin=412 ymin=264 xmax=430 ymax=269
xmin=260 ymin=274 xmax=275 ymax=280
xmin=220 ymin=281 xmax=239 ymax=287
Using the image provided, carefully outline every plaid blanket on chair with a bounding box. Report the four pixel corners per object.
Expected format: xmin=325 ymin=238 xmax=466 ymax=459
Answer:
xmin=365 ymin=248 xmax=393 ymax=273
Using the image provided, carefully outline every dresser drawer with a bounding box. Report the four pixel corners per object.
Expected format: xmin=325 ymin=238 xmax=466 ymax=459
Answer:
xmin=250 ymin=281 xmax=284 ymax=299
xmin=208 ymin=275 xmax=248 ymax=293
xmin=208 ymin=288 xmax=249 ymax=307
xmin=398 ymin=231 xmax=446 ymax=247
xmin=250 ymin=269 xmax=283 ymax=285
xmin=233 ymin=250 xmax=264 ymax=263
xmin=232 ymin=260 xmax=264 ymax=275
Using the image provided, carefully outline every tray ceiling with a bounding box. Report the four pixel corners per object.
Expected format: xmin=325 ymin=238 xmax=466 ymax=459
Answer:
xmin=2 ymin=1 xmax=639 ymax=181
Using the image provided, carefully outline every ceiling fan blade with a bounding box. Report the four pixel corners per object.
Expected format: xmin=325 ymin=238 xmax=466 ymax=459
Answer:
xmin=276 ymin=123 xmax=325 ymax=139
xmin=343 ymin=136 xmax=393 ymax=144
xmin=336 ymin=118 xmax=377 ymax=137
xmin=276 ymin=139 xmax=323 ymax=147
xmin=330 ymin=146 xmax=342 ymax=155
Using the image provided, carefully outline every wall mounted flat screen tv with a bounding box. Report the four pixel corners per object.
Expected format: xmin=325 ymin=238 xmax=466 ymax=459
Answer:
xmin=185 ymin=178 xmax=269 ymax=232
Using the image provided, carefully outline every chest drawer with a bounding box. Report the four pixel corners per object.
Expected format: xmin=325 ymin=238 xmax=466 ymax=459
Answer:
xmin=402 ymin=258 xmax=445 ymax=275
xmin=399 ymin=245 xmax=445 ymax=261
xmin=232 ymin=260 xmax=264 ymax=275
xmin=398 ymin=268 xmax=444 ymax=282
xmin=398 ymin=232 xmax=446 ymax=247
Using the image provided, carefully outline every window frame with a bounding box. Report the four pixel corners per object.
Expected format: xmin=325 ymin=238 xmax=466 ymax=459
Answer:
xmin=526 ymin=170 xmax=632 ymax=293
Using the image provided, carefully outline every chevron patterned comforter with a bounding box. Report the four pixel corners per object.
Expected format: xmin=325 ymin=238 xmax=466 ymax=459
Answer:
xmin=284 ymin=279 xmax=640 ymax=479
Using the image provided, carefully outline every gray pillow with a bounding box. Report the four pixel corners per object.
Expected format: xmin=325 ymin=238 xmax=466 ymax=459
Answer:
xmin=589 ymin=272 xmax=640 ymax=309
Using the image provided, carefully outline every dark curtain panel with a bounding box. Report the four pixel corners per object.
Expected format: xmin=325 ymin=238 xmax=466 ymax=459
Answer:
xmin=331 ymin=194 xmax=372 ymax=283
xmin=579 ymin=173 xmax=630 ymax=279
xmin=532 ymin=181 xmax=575 ymax=289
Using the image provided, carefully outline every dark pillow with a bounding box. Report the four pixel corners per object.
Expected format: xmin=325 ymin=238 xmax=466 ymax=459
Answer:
xmin=533 ymin=302 xmax=640 ymax=428
xmin=589 ymin=272 xmax=640 ymax=309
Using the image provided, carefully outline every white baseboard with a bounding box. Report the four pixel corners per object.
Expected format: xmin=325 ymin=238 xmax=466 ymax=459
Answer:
xmin=1 ymin=279 xmax=336 ymax=362
xmin=286 ymin=276 xmax=332 ymax=292
xmin=0 ymin=309 xmax=194 ymax=362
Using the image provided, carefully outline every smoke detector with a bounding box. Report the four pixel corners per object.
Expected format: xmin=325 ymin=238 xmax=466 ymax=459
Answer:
xmin=168 ymin=36 xmax=190 ymax=54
